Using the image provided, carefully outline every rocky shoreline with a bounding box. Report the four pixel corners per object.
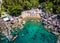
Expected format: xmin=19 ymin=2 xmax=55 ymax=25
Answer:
xmin=39 ymin=12 xmax=60 ymax=43
xmin=0 ymin=8 xmax=60 ymax=42
xmin=0 ymin=15 xmax=25 ymax=41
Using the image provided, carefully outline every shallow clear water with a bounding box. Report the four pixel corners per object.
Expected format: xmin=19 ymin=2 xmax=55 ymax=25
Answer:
xmin=0 ymin=19 xmax=57 ymax=43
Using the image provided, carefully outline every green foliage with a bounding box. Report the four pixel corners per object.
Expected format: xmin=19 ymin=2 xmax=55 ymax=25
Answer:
xmin=23 ymin=1 xmax=32 ymax=9
xmin=0 ymin=5 xmax=5 ymax=15
xmin=0 ymin=10 xmax=1 ymax=14
xmin=56 ymin=6 xmax=60 ymax=13
xmin=2 ymin=0 xmax=60 ymax=15
xmin=41 ymin=2 xmax=47 ymax=7
xmin=2 ymin=0 xmax=40 ymax=16
xmin=30 ymin=0 xmax=39 ymax=7
xmin=7 ymin=6 xmax=23 ymax=16
xmin=1 ymin=5 xmax=5 ymax=12
xmin=45 ymin=2 xmax=53 ymax=13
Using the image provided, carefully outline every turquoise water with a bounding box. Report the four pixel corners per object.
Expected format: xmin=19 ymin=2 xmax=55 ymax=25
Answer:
xmin=0 ymin=19 xmax=57 ymax=43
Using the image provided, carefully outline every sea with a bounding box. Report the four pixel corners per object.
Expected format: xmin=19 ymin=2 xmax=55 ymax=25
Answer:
xmin=0 ymin=19 xmax=58 ymax=43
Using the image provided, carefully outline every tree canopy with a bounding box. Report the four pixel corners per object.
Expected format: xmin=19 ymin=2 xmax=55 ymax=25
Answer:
xmin=2 ymin=0 xmax=60 ymax=16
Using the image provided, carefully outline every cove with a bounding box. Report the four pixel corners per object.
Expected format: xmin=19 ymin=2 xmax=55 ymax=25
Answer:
xmin=0 ymin=19 xmax=58 ymax=43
